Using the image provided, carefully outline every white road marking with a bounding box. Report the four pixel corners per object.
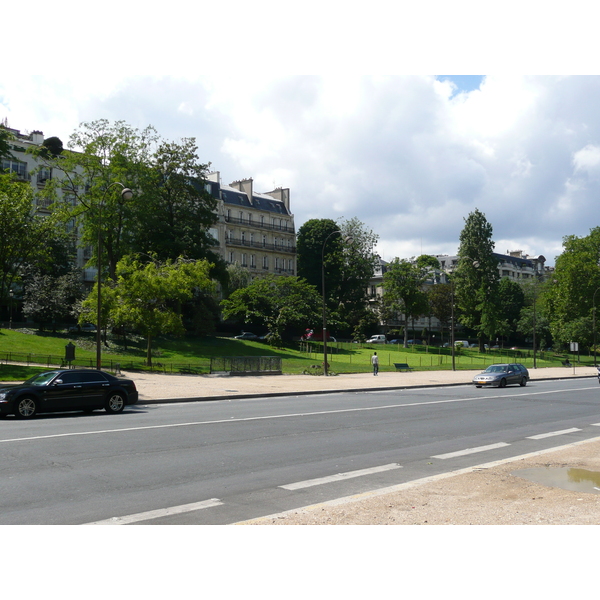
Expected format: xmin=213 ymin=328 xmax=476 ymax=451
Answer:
xmin=432 ymin=442 xmax=510 ymax=459
xmin=280 ymin=463 xmax=402 ymax=490
xmin=526 ymin=427 xmax=582 ymax=440
xmin=83 ymin=498 xmax=223 ymax=525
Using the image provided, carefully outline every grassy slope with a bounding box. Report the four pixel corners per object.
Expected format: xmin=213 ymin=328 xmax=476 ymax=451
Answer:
xmin=0 ymin=328 xmax=582 ymax=382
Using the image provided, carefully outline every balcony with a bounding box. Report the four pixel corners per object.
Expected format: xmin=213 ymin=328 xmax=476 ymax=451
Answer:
xmin=226 ymin=237 xmax=296 ymax=254
xmin=224 ymin=214 xmax=294 ymax=234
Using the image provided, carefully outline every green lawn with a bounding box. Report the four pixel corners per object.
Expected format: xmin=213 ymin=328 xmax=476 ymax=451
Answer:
xmin=0 ymin=327 xmax=586 ymax=382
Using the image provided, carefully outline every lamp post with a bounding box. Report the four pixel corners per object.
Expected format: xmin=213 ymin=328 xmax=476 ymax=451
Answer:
xmin=95 ymin=182 xmax=133 ymax=371
xmin=9 ymin=288 xmax=13 ymax=329
xmin=321 ymin=231 xmax=353 ymax=376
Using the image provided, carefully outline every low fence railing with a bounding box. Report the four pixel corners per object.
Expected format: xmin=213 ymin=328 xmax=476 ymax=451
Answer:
xmin=210 ymin=356 xmax=282 ymax=374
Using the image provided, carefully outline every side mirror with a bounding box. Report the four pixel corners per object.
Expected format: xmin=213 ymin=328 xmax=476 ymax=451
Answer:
xmin=54 ymin=379 xmax=63 ymax=386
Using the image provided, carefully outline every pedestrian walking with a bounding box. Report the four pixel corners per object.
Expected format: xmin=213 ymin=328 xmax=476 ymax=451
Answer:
xmin=371 ymin=351 xmax=379 ymax=376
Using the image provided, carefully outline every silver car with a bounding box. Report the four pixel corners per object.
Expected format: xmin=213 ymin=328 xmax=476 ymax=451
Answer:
xmin=473 ymin=363 xmax=529 ymax=388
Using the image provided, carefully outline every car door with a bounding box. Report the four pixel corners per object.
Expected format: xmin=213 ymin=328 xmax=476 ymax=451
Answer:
xmin=48 ymin=371 xmax=106 ymax=410
xmin=507 ymin=364 xmax=520 ymax=385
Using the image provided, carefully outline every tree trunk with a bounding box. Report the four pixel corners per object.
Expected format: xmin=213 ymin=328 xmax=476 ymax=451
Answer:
xmin=146 ymin=334 xmax=153 ymax=366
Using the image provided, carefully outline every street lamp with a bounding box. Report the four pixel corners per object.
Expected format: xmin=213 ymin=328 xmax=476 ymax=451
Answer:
xmin=321 ymin=231 xmax=353 ymax=376
xmin=95 ymin=182 xmax=133 ymax=371
xmin=9 ymin=288 xmax=13 ymax=329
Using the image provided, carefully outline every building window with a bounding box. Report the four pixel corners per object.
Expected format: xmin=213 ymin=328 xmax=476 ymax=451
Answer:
xmin=250 ymin=254 xmax=256 ymax=268
xmin=263 ymin=256 xmax=269 ymax=269
xmin=229 ymin=251 xmax=235 ymax=263
xmin=242 ymin=253 xmax=247 ymax=267
xmin=1 ymin=159 xmax=27 ymax=179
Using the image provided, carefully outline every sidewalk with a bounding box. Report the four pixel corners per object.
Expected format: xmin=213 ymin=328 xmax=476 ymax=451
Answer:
xmin=129 ymin=364 xmax=597 ymax=403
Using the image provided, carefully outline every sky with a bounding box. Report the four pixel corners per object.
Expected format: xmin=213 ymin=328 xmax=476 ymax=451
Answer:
xmin=3 ymin=3 xmax=599 ymax=268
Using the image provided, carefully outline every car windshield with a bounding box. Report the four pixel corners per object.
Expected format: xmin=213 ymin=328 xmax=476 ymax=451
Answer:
xmin=485 ymin=365 xmax=508 ymax=373
xmin=23 ymin=371 xmax=60 ymax=386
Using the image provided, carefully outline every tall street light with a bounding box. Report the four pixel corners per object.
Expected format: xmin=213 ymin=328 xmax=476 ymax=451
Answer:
xmin=321 ymin=230 xmax=353 ymax=376
xmin=95 ymin=182 xmax=133 ymax=371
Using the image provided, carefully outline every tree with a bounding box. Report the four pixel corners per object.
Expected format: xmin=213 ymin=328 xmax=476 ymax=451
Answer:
xmin=126 ymin=137 xmax=226 ymax=282
xmin=544 ymin=227 xmax=600 ymax=348
xmin=453 ymin=209 xmax=500 ymax=349
xmin=0 ymin=175 xmax=65 ymax=306
xmin=0 ymin=125 xmax=14 ymax=161
xmin=335 ymin=217 xmax=380 ymax=335
xmin=296 ymin=217 xmax=378 ymax=336
xmin=496 ymin=278 xmax=526 ymax=344
xmin=427 ymin=283 xmax=453 ymax=344
xmin=81 ymin=255 xmax=215 ymax=365
xmin=220 ymin=275 xmax=321 ymax=347
xmin=382 ymin=255 xmax=440 ymax=347
xmin=22 ymin=270 xmax=84 ymax=332
xmin=296 ymin=218 xmax=342 ymax=295
xmin=32 ymin=119 xmax=160 ymax=281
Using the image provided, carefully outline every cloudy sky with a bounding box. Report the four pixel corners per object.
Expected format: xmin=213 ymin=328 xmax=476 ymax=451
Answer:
xmin=3 ymin=2 xmax=598 ymax=267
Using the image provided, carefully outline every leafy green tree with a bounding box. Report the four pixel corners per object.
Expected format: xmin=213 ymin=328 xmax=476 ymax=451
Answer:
xmin=126 ymin=137 xmax=226 ymax=282
xmin=544 ymin=227 xmax=600 ymax=348
xmin=0 ymin=175 xmax=65 ymax=305
xmin=81 ymin=255 xmax=215 ymax=365
xmin=220 ymin=275 xmax=321 ymax=347
xmin=427 ymin=283 xmax=453 ymax=344
xmin=32 ymin=119 xmax=159 ymax=281
xmin=297 ymin=218 xmax=342 ymax=295
xmin=22 ymin=270 xmax=84 ymax=332
xmin=296 ymin=217 xmax=378 ymax=336
xmin=496 ymin=278 xmax=525 ymax=343
xmin=335 ymin=217 xmax=380 ymax=335
xmin=0 ymin=125 xmax=14 ymax=161
xmin=453 ymin=209 xmax=500 ymax=349
xmin=382 ymin=255 xmax=440 ymax=347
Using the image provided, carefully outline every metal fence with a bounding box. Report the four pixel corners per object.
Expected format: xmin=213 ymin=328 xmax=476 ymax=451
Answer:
xmin=210 ymin=356 xmax=282 ymax=374
xmin=0 ymin=351 xmax=212 ymax=374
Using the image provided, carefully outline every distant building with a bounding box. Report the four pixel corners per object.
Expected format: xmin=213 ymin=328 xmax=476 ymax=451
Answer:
xmin=2 ymin=127 xmax=296 ymax=283
xmin=207 ymin=172 xmax=296 ymax=279
xmin=367 ymin=250 xmax=548 ymax=336
xmin=435 ymin=250 xmax=546 ymax=282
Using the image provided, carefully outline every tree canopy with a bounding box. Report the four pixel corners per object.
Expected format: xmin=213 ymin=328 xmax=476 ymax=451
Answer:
xmin=220 ymin=275 xmax=321 ymax=346
xmin=382 ymin=255 xmax=440 ymax=347
xmin=453 ymin=208 xmax=500 ymax=347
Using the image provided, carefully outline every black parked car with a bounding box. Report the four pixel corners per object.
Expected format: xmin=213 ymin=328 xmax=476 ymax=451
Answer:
xmin=0 ymin=369 xmax=139 ymax=419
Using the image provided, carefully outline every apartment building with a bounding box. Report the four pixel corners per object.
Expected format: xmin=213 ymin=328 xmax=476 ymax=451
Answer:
xmin=207 ymin=172 xmax=296 ymax=279
xmin=368 ymin=250 xmax=547 ymax=335
xmin=2 ymin=127 xmax=297 ymax=283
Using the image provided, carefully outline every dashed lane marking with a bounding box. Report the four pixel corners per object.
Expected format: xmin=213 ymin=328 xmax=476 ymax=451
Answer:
xmin=83 ymin=498 xmax=223 ymax=525
xmin=279 ymin=463 xmax=402 ymax=490
xmin=431 ymin=442 xmax=510 ymax=460
xmin=526 ymin=427 xmax=582 ymax=440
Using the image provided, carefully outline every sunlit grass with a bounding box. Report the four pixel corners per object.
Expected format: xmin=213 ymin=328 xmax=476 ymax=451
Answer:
xmin=0 ymin=328 xmax=585 ymax=381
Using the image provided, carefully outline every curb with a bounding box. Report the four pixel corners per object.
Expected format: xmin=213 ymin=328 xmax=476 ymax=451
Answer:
xmin=137 ymin=373 xmax=597 ymax=405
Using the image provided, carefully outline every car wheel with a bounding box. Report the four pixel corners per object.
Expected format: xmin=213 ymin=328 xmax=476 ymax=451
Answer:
xmin=15 ymin=397 xmax=38 ymax=419
xmin=499 ymin=378 xmax=507 ymax=388
xmin=105 ymin=393 xmax=125 ymax=414
xmin=520 ymin=378 xmax=527 ymax=386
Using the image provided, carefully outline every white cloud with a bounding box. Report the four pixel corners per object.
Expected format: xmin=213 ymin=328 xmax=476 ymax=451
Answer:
xmin=5 ymin=70 xmax=600 ymax=267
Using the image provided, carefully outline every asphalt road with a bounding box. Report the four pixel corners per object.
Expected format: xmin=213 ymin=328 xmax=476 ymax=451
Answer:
xmin=2 ymin=377 xmax=600 ymax=525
